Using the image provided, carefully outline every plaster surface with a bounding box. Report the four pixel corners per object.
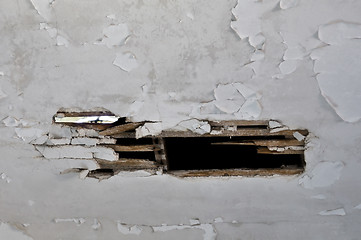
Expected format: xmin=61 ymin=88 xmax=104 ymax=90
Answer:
xmin=1 ymin=0 xmax=361 ymax=239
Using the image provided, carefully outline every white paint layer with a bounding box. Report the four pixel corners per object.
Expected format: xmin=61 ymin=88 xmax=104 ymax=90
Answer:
xmin=299 ymin=162 xmax=344 ymax=189
xmin=0 ymin=223 xmax=33 ymax=240
xmin=311 ymin=22 xmax=361 ymax=122
xmin=319 ymin=208 xmax=346 ymax=216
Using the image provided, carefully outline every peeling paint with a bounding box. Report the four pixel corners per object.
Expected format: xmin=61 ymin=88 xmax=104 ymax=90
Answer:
xmin=311 ymin=22 xmax=361 ymax=122
xmin=15 ymin=128 xmax=47 ymax=143
xmin=311 ymin=194 xmax=326 ymax=200
xmin=231 ymin=0 xmax=273 ymax=45
xmin=280 ymin=0 xmax=299 ymax=10
xmin=293 ymin=131 xmax=305 ymax=141
xmin=113 ymin=52 xmax=139 ymax=72
xmin=40 ymin=23 xmax=69 ymax=47
xmin=0 ymin=173 xmax=11 ymax=183
xmin=29 ymin=0 xmax=53 ymax=21
xmin=71 ymin=137 xmax=98 ymax=146
xmin=153 ymin=223 xmax=217 ymax=240
xmin=354 ymin=203 xmax=361 ymax=210
xmin=92 ymin=219 xmax=101 ymax=230
xmin=3 ymin=116 xmax=20 ymax=127
xmin=192 ymin=82 xmax=262 ymax=120
xmin=117 ymin=222 xmax=142 ymax=235
xmin=0 ymin=87 xmax=7 ymax=99
xmin=189 ymin=218 xmax=201 ymax=226
xmin=319 ymin=208 xmax=346 ymax=216
xmin=97 ymin=24 xmax=129 ymax=48
xmin=54 ymin=218 xmax=86 ymax=225
xmin=175 ymin=119 xmax=211 ymax=135
xmin=299 ymin=162 xmax=344 ymax=189
xmin=135 ymin=122 xmax=162 ymax=138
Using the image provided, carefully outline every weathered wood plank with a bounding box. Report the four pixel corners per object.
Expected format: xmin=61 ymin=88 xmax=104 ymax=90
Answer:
xmin=257 ymin=147 xmax=304 ymax=155
xmin=96 ymin=158 xmax=159 ymax=170
xmin=99 ymin=122 xmax=143 ymax=136
xmin=211 ymin=139 xmax=304 ymax=147
xmin=170 ymin=168 xmax=304 ymax=177
xmin=104 ymin=144 xmax=155 ymax=152
xmin=111 ymin=128 xmax=308 ymax=138
xmin=152 ymin=137 xmax=168 ymax=169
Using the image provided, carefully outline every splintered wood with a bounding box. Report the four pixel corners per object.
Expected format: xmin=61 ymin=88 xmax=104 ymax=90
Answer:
xmin=53 ymin=112 xmax=308 ymax=177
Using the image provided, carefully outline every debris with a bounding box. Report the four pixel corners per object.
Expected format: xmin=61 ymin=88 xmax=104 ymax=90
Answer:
xmin=135 ymin=122 xmax=162 ymax=138
xmin=269 ymin=120 xmax=282 ymax=129
xmin=293 ymin=131 xmax=305 ymax=141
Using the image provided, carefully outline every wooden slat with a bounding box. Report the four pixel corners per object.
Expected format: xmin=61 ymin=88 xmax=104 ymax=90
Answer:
xmin=99 ymin=122 xmax=143 ymax=136
xmin=152 ymin=137 xmax=168 ymax=169
xmin=257 ymin=147 xmax=304 ymax=155
xmin=111 ymin=129 xmax=308 ymax=138
xmin=211 ymin=139 xmax=304 ymax=147
xmin=170 ymin=168 xmax=304 ymax=177
xmin=96 ymin=159 xmax=159 ymax=170
xmin=104 ymin=144 xmax=155 ymax=152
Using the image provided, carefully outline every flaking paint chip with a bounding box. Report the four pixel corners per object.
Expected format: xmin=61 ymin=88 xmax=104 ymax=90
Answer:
xmin=113 ymin=52 xmax=139 ymax=72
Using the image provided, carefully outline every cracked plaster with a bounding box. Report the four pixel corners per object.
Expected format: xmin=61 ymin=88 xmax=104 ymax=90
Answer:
xmin=1 ymin=0 xmax=361 ymax=239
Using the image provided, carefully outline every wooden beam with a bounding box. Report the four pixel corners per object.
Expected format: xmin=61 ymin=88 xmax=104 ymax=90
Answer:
xmin=111 ymin=129 xmax=308 ymax=138
xmin=96 ymin=159 xmax=159 ymax=170
xmin=211 ymin=139 xmax=304 ymax=147
xmin=105 ymin=144 xmax=155 ymax=152
xmin=99 ymin=122 xmax=143 ymax=136
xmin=257 ymin=147 xmax=304 ymax=155
xmin=170 ymin=168 xmax=304 ymax=177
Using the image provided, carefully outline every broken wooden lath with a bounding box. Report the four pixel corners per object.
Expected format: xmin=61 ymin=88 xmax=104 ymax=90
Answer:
xmin=52 ymin=111 xmax=308 ymax=178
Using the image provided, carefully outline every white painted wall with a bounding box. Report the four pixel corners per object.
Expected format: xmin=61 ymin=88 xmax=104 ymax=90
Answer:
xmin=1 ymin=0 xmax=361 ymax=239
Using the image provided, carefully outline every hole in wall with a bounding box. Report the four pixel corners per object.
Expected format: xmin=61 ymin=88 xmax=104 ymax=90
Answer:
xmin=35 ymin=109 xmax=309 ymax=178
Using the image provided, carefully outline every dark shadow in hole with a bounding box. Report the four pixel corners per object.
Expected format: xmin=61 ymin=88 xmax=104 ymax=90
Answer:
xmin=164 ymin=137 xmax=304 ymax=171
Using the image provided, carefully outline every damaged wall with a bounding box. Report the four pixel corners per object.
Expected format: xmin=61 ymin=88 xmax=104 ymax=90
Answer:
xmin=1 ymin=0 xmax=361 ymax=239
